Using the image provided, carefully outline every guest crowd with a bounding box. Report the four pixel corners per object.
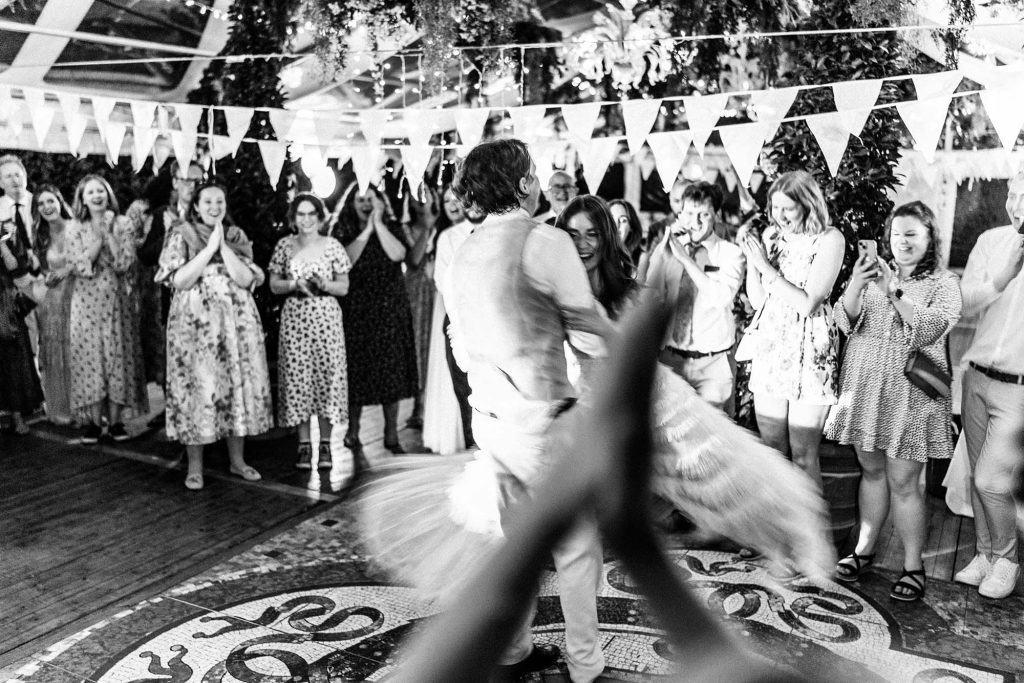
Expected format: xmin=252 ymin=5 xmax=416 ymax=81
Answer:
xmin=1 ymin=148 xmax=1021 ymax=601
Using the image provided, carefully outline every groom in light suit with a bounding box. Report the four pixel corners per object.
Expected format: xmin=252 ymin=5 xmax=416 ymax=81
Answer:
xmin=444 ymin=139 xmax=612 ymax=682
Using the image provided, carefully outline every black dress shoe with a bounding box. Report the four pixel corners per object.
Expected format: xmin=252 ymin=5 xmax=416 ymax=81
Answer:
xmin=494 ymin=644 xmax=560 ymax=680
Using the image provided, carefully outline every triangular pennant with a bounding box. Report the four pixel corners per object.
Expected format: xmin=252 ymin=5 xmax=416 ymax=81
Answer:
xmin=327 ymin=144 xmax=353 ymax=167
xmin=748 ymin=86 xmax=798 ymax=143
xmin=576 ymin=137 xmax=620 ymax=194
xmin=917 ymin=157 xmax=941 ymax=188
xmin=350 ymin=146 xmax=384 ymax=194
xmin=831 ymin=79 xmax=882 ymax=138
xmin=313 ymin=114 xmax=343 ymax=147
xmin=268 ymin=108 xmax=297 ymax=142
xmin=131 ymin=126 xmax=158 ymax=172
xmin=400 ymin=145 xmax=436 ymax=199
xmin=151 ymin=138 xmax=171 ymax=174
xmin=210 ymin=134 xmax=236 ymax=160
xmin=718 ymin=121 xmax=771 ymax=186
xmin=560 ymin=102 xmax=603 ymax=145
xmin=359 ymin=109 xmax=391 ymax=145
xmin=895 ymin=98 xmax=950 ymax=164
xmin=0 ymin=88 xmax=23 ymax=140
xmin=804 ymin=112 xmax=851 ymax=177
xmin=681 ymin=93 xmax=729 ymax=157
xmin=289 ymin=110 xmax=318 ymax=145
xmin=221 ymin=105 xmax=253 ymax=155
xmin=257 ymin=139 xmax=288 ymax=188
xmin=454 ymin=107 xmax=491 ymax=148
xmin=156 ymin=104 xmax=170 ymax=133
xmin=980 ymin=70 xmax=1024 ymax=154
xmin=507 ymin=104 xmax=548 ymax=141
xmin=174 ymin=103 xmax=204 ymax=137
xmin=912 ymin=70 xmax=962 ymax=103
xmin=169 ymin=130 xmax=196 ymax=167
xmin=404 ymin=109 xmax=443 ymax=148
xmin=102 ymin=121 xmax=128 ymax=166
xmin=90 ymin=95 xmax=116 ymax=141
xmin=620 ymin=98 xmax=663 ymax=155
xmin=646 ymin=131 xmax=688 ymax=193
xmin=129 ymin=100 xmax=157 ymax=130
xmin=55 ymin=92 xmax=86 ymax=154
xmin=22 ymin=88 xmax=54 ymax=148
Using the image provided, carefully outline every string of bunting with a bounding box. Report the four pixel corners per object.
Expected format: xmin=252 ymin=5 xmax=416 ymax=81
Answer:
xmin=1 ymin=64 xmax=1022 ymax=195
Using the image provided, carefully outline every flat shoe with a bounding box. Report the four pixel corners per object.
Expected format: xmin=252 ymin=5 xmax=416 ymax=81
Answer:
xmin=229 ymin=465 xmax=262 ymax=481
xmin=737 ymin=547 xmax=763 ymax=561
xmin=185 ymin=473 xmax=204 ymax=490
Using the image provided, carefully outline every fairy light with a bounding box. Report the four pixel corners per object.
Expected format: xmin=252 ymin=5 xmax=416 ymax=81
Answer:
xmin=519 ymin=46 xmax=526 ymax=104
xmin=401 ymin=56 xmax=408 ymax=108
xmin=167 ymin=0 xmax=229 ymax=23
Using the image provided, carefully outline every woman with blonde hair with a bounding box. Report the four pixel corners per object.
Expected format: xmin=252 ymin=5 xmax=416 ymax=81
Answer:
xmin=66 ymin=174 xmax=147 ymax=443
xmin=270 ymin=193 xmax=352 ymax=470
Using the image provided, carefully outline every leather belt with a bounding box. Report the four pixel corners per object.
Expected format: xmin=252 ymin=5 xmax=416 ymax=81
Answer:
xmin=664 ymin=346 xmax=730 ymax=360
xmin=970 ymin=361 xmax=1024 ymax=386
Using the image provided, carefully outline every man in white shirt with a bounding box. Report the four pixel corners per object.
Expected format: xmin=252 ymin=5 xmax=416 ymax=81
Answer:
xmin=0 ymin=154 xmax=35 ymax=250
xmin=953 ymin=170 xmax=1024 ymax=599
xmin=646 ymin=181 xmax=745 ymax=411
xmin=533 ymin=170 xmax=577 ymax=224
xmin=445 ymin=139 xmax=612 ymax=683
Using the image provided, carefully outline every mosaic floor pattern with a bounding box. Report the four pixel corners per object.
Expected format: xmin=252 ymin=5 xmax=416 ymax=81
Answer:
xmin=7 ymin=502 xmax=1024 ymax=683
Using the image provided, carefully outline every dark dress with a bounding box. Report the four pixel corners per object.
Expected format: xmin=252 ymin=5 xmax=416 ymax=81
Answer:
xmin=335 ymin=225 xmax=418 ymax=406
xmin=0 ymin=252 xmax=43 ymax=414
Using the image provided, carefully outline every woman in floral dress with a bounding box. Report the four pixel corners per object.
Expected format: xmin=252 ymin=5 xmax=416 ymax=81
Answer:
xmin=737 ymin=170 xmax=844 ymax=493
xmin=270 ymin=193 xmax=351 ymax=470
xmin=67 ymin=175 xmax=147 ymax=444
xmin=156 ymin=183 xmax=272 ymax=490
xmin=332 ymin=183 xmax=418 ymax=462
xmin=33 ymin=185 xmax=76 ymax=425
xmin=826 ymin=201 xmax=961 ymax=602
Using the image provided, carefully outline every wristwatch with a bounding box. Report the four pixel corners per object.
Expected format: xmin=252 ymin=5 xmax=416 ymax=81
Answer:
xmin=888 ymin=286 xmax=903 ymax=300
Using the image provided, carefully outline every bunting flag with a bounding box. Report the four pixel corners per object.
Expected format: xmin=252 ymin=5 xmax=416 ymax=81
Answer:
xmin=289 ymin=110 xmax=318 ymax=145
xmin=576 ymin=137 xmax=620 ymax=194
xmin=131 ymin=126 xmax=159 ymax=172
xmin=89 ymin=96 xmax=116 ymax=142
xmin=748 ymin=87 xmax=798 ymax=143
xmin=529 ymin=140 xmax=562 ymax=189
xmin=405 ymin=109 xmax=443 ymax=148
xmin=0 ymin=88 xmax=24 ymax=140
xmin=979 ymin=69 xmax=1024 ymax=154
xmin=912 ymin=70 xmax=962 ymax=103
xmin=832 ymin=79 xmax=882 ymax=138
xmin=350 ymin=145 xmax=384 ymax=194
xmin=257 ymin=140 xmax=288 ymax=188
xmin=130 ymin=100 xmax=157 ymax=131
xmin=805 ymin=112 xmax=850 ymax=177
xmin=102 ymin=121 xmax=128 ymax=166
xmin=22 ymin=88 xmax=54 ymax=148
xmin=400 ymin=145 xmax=436 ymax=199
xmin=173 ymin=104 xmax=203 ymax=162
xmin=560 ymin=102 xmax=603 ymax=145
xmin=454 ymin=107 xmax=491 ymax=148
xmin=718 ymin=121 xmax=771 ymax=186
xmin=156 ymin=104 xmax=170 ymax=134
xmin=895 ymin=98 xmax=950 ymax=164
xmin=507 ymin=104 xmax=547 ymax=142
xmin=314 ymin=115 xmax=343 ymax=150
xmin=169 ymin=130 xmax=195 ymax=167
xmin=152 ymin=139 xmax=171 ymax=174
xmin=269 ymin=109 xmax=297 ymax=142
xmin=646 ymin=131 xmax=689 ymax=192
xmin=358 ymin=109 xmax=390 ymax=145
xmin=681 ymin=93 xmax=729 ymax=157
xmin=620 ymin=98 xmax=662 ymax=154
xmin=327 ymin=144 xmax=353 ymax=168
xmin=222 ymin=105 xmax=254 ymax=156
xmin=210 ymin=134 xmax=236 ymax=160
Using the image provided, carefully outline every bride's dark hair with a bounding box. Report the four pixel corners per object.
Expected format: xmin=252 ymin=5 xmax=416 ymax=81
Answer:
xmin=555 ymin=194 xmax=637 ymax=318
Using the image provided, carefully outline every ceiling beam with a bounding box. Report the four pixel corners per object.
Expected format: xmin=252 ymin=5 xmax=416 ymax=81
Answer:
xmin=0 ymin=18 xmax=218 ymax=58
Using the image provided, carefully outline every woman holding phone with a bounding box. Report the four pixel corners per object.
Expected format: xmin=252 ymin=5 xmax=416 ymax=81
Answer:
xmin=156 ymin=183 xmax=272 ymax=490
xmin=270 ymin=193 xmax=352 ymax=470
xmin=825 ymin=201 xmax=960 ymax=601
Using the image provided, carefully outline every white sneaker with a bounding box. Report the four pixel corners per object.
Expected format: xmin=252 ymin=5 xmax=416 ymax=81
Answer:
xmin=978 ymin=558 xmax=1020 ymax=599
xmin=953 ymin=554 xmax=991 ymax=586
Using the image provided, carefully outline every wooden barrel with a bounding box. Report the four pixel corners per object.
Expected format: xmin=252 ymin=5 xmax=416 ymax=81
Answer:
xmin=820 ymin=440 xmax=861 ymax=553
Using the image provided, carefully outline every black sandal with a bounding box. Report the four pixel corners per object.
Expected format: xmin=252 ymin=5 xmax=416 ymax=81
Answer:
xmin=889 ymin=568 xmax=926 ymax=602
xmin=296 ymin=442 xmax=313 ymax=469
xmin=835 ymin=552 xmax=875 ymax=582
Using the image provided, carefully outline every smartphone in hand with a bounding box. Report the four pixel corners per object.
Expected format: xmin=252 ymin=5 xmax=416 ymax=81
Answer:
xmin=857 ymin=239 xmax=878 ymax=263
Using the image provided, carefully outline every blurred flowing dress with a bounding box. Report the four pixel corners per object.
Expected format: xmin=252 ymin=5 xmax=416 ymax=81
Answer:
xmin=66 ymin=216 xmax=148 ymax=415
xmin=37 ymin=235 xmax=75 ymax=423
xmin=156 ymin=224 xmax=272 ymax=445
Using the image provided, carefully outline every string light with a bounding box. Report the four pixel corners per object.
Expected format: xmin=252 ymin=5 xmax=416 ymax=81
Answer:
xmin=166 ymin=0 xmax=229 ymax=23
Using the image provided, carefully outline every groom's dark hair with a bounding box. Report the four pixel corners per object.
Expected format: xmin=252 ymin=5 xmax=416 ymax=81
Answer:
xmin=453 ymin=139 xmax=532 ymax=215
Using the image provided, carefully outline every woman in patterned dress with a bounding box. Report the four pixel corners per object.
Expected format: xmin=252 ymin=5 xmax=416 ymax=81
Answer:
xmin=737 ymin=171 xmax=844 ymax=490
xmin=66 ymin=175 xmax=148 ymax=444
xmin=826 ymin=201 xmax=961 ymax=601
xmin=269 ymin=193 xmax=351 ymax=470
xmin=156 ymin=183 xmax=272 ymax=490
xmin=332 ymin=183 xmax=418 ymax=463
xmin=32 ymin=185 xmax=76 ymax=425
